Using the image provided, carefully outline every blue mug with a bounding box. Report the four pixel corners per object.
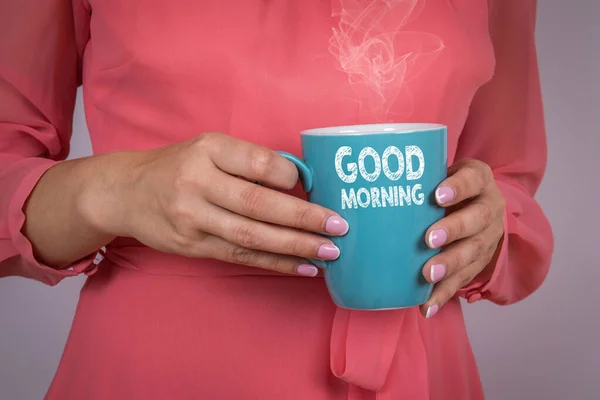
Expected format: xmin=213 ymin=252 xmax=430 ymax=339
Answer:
xmin=281 ymin=123 xmax=447 ymax=310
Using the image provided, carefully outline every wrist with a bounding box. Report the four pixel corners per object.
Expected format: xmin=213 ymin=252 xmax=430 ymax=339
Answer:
xmin=76 ymin=150 xmax=144 ymax=239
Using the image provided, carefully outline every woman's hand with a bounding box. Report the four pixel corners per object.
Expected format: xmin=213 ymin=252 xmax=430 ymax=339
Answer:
xmin=420 ymin=159 xmax=505 ymax=318
xmin=84 ymin=133 xmax=348 ymax=277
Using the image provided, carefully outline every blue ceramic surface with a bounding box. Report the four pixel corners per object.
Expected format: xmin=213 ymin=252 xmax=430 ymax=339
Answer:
xmin=280 ymin=123 xmax=447 ymax=310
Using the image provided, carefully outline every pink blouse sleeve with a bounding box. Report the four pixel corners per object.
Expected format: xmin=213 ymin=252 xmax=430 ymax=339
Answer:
xmin=0 ymin=0 xmax=97 ymax=285
xmin=456 ymin=0 xmax=553 ymax=305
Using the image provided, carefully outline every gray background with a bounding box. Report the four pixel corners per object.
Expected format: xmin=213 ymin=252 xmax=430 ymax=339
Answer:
xmin=1 ymin=1 xmax=599 ymax=399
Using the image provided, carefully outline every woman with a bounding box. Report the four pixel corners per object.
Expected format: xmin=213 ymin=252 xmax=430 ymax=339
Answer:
xmin=0 ymin=0 xmax=553 ymax=398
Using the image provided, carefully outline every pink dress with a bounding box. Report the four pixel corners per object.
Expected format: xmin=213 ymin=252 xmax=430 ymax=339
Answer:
xmin=0 ymin=0 xmax=553 ymax=398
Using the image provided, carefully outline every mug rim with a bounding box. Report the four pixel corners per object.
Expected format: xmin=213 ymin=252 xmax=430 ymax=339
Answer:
xmin=301 ymin=123 xmax=446 ymax=136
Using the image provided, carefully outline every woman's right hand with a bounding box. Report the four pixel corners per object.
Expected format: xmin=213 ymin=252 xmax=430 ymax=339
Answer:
xmin=85 ymin=133 xmax=348 ymax=277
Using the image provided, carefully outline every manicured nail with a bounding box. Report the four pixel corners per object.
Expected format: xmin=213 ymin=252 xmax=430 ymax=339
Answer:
xmin=430 ymin=264 xmax=446 ymax=282
xmin=428 ymin=229 xmax=447 ymax=249
xmin=325 ymin=216 xmax=349 ymax=235
xmin=296 ymin=264 xmax=319 ymax=277
xmin=435 ymin=186 xmax=455 ymax=205
xmin=426 ymin=304 xmax=439 ymax=318
xmin=317 ymin=244 xmax=340 ymax=260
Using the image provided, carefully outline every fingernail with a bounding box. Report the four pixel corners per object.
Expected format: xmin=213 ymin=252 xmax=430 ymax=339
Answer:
xmin=325 ymin=216 xmax=349 ymax=235
xmin=426 ymin=304 xmax=439 ymax=318
xmin=317 ymin=244 xmax=340 ymax=260
xmin=435 ymin=186 xmax=455 ymax=204
xmin=428 ymin=229 xmax=447 ymax=248
xmin=296 ymin=264 xmax=319 ymax=277
xmin=430 ymin=264 xmax=446 ymax=282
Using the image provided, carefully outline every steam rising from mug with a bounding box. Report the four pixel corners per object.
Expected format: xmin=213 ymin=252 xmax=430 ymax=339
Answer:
xmin=329 ymin=0 xmax=445 ymax=119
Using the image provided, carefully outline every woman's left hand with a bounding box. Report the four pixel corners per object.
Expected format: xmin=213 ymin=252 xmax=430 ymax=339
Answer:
xmin=421 ymin=159 xmax=506 ymax=318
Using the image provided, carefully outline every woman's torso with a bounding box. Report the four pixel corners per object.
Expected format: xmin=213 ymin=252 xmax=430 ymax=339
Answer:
xmin=48 ymin=1 xmax=495 ymax=398
xmin=82 ymin=0 xmax=494 ymax=157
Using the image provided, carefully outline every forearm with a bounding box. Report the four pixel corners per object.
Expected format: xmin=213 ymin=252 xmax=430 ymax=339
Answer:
xmin=22 ymin=151 xmax=137 ymax=268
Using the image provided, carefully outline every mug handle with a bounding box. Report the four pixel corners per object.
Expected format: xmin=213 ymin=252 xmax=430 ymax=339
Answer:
xmin=277 ymin=151 xmax=314 ymax=193
xmin=277 ymin=152 xmax=327 ymax=269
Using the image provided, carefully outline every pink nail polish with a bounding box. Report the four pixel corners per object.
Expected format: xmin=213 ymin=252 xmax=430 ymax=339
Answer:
xmin=297 ymin=264 xmax=318 ymax=277
xmin=428 ymin=229 xmax=448 ymax=248
xmin=435 ymin=186 xmax=455 ymax=204
xmin=317 ymin=244 xmax=340 ymax=260
xmin=325 ymin=216 xmax=349 ymax=235
xmin=430 ymin=264 xmax=446 ymax=282
xmin=426 ymin=304 xmax=439 ymax=318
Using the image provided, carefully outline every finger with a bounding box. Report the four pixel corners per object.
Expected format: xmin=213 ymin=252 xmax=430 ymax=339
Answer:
xmin=420 ymin=261 xmax=486 ymax=318
xmin=205 ymin=171 xmax=349 ymax=236
xmin=422 ymin=228 xmax=500 ymax=284
xmin=199 ymin=132 xmax=299 ymax=190
xmin=189 ymin=234 xmax=320 ymax=277
xmin=200 ymin=203 xmax=341 ymax=261
xmin=434 ymin=159 xmax=493 ymax=207
xmin=425 ymin=198 xmax=498 ymax=249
